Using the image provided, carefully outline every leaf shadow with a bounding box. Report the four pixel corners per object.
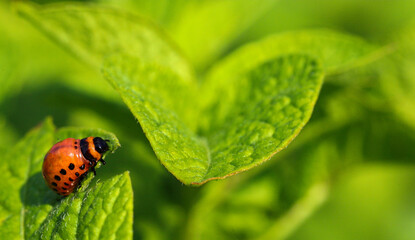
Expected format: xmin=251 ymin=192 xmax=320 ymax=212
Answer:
xmin=20 ymin=171 xmax=60 ymax=207
xmin=0 ymin=81 xmax=146 ymax=140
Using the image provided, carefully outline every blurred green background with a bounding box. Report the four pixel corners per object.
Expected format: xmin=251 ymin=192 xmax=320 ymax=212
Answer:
xmin=1 ymin=0 xmax=415 ymax=239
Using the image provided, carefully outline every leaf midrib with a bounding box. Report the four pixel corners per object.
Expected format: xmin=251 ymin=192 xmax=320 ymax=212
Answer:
xmin=201 ymin=138 xmax=212 ymax=181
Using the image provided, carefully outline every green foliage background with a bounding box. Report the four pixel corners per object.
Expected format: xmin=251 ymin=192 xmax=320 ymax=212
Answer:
xmin=1 ymin=0 xmax=415 ymax=239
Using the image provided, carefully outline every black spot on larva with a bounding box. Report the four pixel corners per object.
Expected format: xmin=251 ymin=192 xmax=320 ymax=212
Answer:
xmin=53 ymin=188 xmax=58 ymax=192
xmin=69 ymin=178 xmax=74 ymax=182
xmin=80 ymin=164 xmax=85 ymax=170
xmin=52 ymin=182 xmax=57 ymax=187
xmin=68 ymin=163 xmax=75 ymax=170
xmin=64 ymin=182 xmax=69 ymax=186
xmin=74 ymin=146 xmax=78 ymax=149
xmin=62 ymin=187 xmax=67 ymax=190
xmin=54 ymin=175 xmax=61 ymax=181
xmin=75 ymin=172 xmax=80 ymax=177
xmin=60 ymin=169 xmax=66 ymax=175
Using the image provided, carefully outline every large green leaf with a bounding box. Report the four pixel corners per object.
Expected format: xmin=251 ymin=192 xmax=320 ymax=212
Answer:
xmin=16 ymin=1 xmax=199 ymax=128
xmin=0 ymin=118 xmax=131 ymax=240
xmin=16 ymin=2 xmax=193 ymax=82
xmin=103 ymin=54 xmax=323 ymax=184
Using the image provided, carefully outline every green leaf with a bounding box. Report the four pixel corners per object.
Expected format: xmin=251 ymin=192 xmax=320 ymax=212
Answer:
xmin=0 ymin=118 xmax=55 ymax=239
xmin=0 ymin=9 xmax=23 ymax=104
xmin=110 ymin=0 xmax=188 ymax=25
xmin=31 ymin=172 xmax=133 ymax=240
xmin=16 ymin=0 xmax=199 ymax=131
xmin=103 ymin=54 xmax=323 ymax=184
xmin=184 ymin=139 xmax=335 ymax=240
xmin=0 ymin=118 xmax=130 ymax=239
xmin=17 ymin=3 xmax=324 ymax=184
xmin=200 ymin=30 xmax=378 ymax=128
xmin=378 ymin=25 xmax=415 ymax=131
xmin=204 ymin=30 xmax=378 ymax=91
xmin=168 ymin=0 xmax=276 ymax=71
xmin=16 ymin=2 xmax=193 ymax=82
xmin=205 ymin=29 xmax=377 ymax=78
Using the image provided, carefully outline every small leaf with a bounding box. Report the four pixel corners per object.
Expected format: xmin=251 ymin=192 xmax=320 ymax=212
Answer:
xmin=31 ymin=172 xmax=133 ymax=240
xmin=0 ymin=118 xmax=129 ymax=239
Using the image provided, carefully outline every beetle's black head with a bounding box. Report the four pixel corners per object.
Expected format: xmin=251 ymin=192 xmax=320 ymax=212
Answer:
xmin=93 ymin=137 xmax=109 ymax=154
